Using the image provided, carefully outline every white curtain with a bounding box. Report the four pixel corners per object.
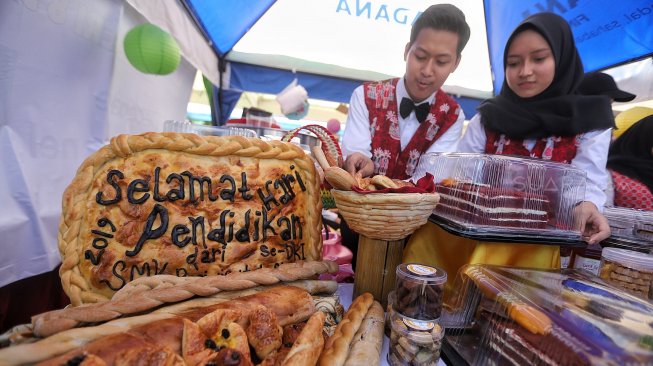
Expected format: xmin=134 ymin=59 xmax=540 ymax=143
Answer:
xmin=0 ymin=0 xmax=195 ymax=287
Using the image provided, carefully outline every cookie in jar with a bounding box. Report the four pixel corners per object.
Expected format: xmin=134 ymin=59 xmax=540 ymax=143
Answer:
xmin=599 ymin=247 xmax=653 ymax=300
xmin=395 ymin=263 xmax=447 ymax=320
xmin=387 ymin=311 xmax=444 ymax=366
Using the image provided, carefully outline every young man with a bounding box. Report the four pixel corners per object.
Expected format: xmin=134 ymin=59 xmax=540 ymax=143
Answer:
xmin=341 ymin=4 xmax=471 ymax=180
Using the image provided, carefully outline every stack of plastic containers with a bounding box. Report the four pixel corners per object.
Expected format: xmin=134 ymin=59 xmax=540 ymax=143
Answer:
xmin=602 ymin=206 xmax=653 ymax=252
xmin=387 ymin=263 xmax=447 ymax=366
xmin=444 ymin=265 xmax=653 ymax=365
xmin=412 ymin=153 xmax=587 ymax=242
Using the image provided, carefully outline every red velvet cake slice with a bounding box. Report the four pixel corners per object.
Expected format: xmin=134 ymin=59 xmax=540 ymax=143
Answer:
xmin=434 ymin=179 xmax=551 ymax=229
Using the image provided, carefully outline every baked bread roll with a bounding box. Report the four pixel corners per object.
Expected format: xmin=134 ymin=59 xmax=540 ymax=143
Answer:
xmin=318 ymin=292 xmax=374 ymax=366
xmin=370 ymin=175 xmax=398 ymax=189
xmin=343 ymin=301 xmax=385 ymax=366
xmin=246 ymin=305 xmax=283 ymax=359
xmin=282 ymin=311 xmax=326 ymax=366
xmin=325 ymin=167 xmax=357 ymax=191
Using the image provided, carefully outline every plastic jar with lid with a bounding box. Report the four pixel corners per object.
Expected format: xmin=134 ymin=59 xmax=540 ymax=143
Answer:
xmin=394 ymin=263 xmax=447 ymax=320
xmin=599 ymin=247 xmax=653 ymax=300
xmin=387 ymin=310 xmax=443 ymax=366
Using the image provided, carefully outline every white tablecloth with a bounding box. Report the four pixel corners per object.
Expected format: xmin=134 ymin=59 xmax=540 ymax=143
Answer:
xmin=335 ymin=283 xmax=447 ymax=366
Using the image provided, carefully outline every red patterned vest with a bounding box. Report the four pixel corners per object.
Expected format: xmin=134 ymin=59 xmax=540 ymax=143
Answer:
xmin=611 ymin=170 xmax=653 ymax=210
xmin=365 ymin=78 xmax=460 ymax=179
xmin=484 ymin=130 xmax=578 ymax=164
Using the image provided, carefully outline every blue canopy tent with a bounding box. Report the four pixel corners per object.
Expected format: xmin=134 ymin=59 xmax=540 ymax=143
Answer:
xmin=137 ymin=0 xmax=653 ymax=125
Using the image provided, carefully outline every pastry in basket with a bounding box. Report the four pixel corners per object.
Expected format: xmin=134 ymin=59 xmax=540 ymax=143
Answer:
xmin=58 ymin=132 xmax=323 ymax=305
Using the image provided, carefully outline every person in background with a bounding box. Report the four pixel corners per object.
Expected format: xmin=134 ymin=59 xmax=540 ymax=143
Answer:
xmin=339 ymin=4 xmax=471 ymax=267
xmin=607 ymin=116 xmax=653 ymax=210
xmin=341 ymin=3 xmax=470 ymax=179
xmin=578 ymin=72 xmax=636 ymax=103
xmin=404 ymin=12 xmax=613 ymax=301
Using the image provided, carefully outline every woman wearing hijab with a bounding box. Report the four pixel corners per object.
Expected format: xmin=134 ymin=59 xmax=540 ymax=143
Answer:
xmin=607 ymin=116 xmax=653 ymax=210
xmin=404 ymin=13 xmax=613 ymax=300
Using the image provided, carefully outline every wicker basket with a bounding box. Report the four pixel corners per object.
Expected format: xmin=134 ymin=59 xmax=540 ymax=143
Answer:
xmin=332 ymin=190 xmax=440 ymax=241
xmin=282 ymin=124 xmax=341 ymax=209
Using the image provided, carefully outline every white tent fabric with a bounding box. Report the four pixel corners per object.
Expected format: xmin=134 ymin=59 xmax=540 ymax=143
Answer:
xmin=0 ymin=0 xmax=195 ymax=286
xmin=230 ymin=0 xmax=493 ymax=99
xmin=131 ymin=0 xmax=494 ymax=100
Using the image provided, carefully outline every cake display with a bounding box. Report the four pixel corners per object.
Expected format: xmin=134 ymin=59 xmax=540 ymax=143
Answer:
xmin=435 ymin=179 xmax=551 ymax=229
xmin=58 ymin=132 xmax=323 ymax=305
xmin=412 ymin=153 xmax=587 ymax=238
xmin=444 ymin=265 xmax=653 ymax=365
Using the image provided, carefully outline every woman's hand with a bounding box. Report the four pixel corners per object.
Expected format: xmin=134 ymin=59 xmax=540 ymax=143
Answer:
xmin=343 ymin=153 xmax=375 ymax=178
xmin=573 ymin=201 xmax=611 ymax=244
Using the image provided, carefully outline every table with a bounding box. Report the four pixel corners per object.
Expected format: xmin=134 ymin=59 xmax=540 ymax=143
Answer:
xmin=336 ymin=283 xmax=447 ymax=366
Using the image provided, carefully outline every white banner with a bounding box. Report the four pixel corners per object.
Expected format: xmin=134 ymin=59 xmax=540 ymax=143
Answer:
xmin=0 ymin=0 xmax=195 ymax=287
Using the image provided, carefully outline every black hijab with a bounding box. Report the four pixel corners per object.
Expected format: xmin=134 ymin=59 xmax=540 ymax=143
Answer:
xmin=607 ymin=116 xmax=653 ymax=193
xmin=478 ymin=13 xmax=614 ymax=139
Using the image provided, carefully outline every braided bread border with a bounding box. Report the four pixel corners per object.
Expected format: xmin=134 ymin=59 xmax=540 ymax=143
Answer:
xmin=58 ymin=132 xmax=323 ymax=306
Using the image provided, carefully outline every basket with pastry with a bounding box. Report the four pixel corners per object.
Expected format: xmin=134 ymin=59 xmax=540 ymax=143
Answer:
xmin=319 ymin=163 xmax=440 ymax=241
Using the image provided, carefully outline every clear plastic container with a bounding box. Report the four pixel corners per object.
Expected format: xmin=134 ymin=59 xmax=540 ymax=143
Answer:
xmin=603 ymin=206 xmax=639 ymax=238
xmin=163 ymin=120 xmax=258 ymax=137
xmin=412 ymin=153 xmax=587 ymax=240
xmin=387 ymin=310 xmax=443 ymax=366
xmin=394 ymin=264 xmax=447 ymax=320
xmin=444 ymin=265 xmax=653 ymax=365
xmin=599 ymin=247 xmax=653 ymax=300
xmin=602 ymin=207 xmax=653 ymax=250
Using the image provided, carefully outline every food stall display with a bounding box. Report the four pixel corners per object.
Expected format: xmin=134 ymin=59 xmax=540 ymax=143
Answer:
xmin=443 ymin=265 xmax=653 ymax=365
xmin=0 ymin=132 xmax=387 ymax=366
xmin=0 ymin=278 xmax=386 ymax=365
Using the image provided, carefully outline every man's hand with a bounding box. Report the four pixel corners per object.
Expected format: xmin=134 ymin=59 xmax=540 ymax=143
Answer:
xmin=343 ymin=153 xmax=375 ymax=178
xmin=573 ymin=201 xmax=611 ymax=245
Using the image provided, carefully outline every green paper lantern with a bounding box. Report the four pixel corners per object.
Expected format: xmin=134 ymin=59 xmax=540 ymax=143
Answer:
xmin=124 ymin=24 xmax=181 ymax=75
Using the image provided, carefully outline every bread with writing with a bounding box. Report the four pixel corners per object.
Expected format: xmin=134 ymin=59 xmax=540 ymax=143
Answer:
xmin=58 ymin=132 xmax=322 ymax=305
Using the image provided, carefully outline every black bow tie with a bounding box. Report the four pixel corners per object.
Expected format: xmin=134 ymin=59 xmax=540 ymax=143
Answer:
xmin=399 ymin=97 xmax=430 ymax=123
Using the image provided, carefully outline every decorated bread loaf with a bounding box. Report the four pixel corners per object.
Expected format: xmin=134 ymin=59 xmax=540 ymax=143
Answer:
xmin=58 ymin=133 xmax=322 ymax=305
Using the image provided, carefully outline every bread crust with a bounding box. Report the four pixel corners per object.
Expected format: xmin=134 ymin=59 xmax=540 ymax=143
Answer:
xmin=282 ymin=311 xmax=326 ymax=366
xmin=318 ymin=292 xmax=374 ymax=366
xmin=32 ymin=261 xmax=337 ymax=337
xmin=343 ymin=301 xmax=384 ymax=366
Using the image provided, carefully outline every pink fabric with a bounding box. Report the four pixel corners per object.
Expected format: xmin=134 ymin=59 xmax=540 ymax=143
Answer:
xmin=320 ymin=230 xmax=355 ymax=282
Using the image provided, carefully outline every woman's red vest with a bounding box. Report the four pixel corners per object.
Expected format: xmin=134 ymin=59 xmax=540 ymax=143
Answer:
xmin=484 ymin=130 xmax=578 ymax=163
